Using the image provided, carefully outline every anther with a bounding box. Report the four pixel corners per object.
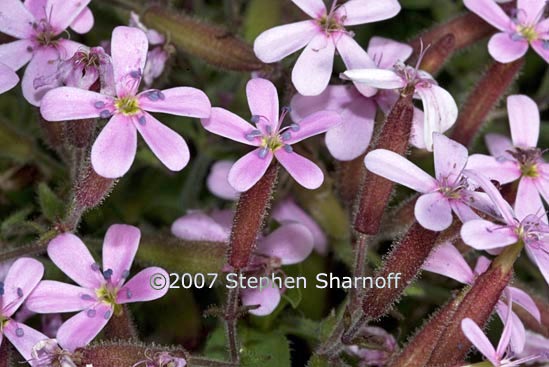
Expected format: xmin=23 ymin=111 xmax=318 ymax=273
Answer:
xmin=290 ymin=123 xmax=300 ymax=132
xmin=130 ymin=69 xmax=141 ymax=79
xmin=544 ymin=40 xmax=549 ymax=50
xmin=87 ymin=309 xmax=96 ymax=318
xmin=281 ymin=106 xmax=292 ymax=114
xmin=121 ymin=270 xmax=130 ymax=279
xmin=281 ymin=131 xmax=292 ymax=141
xmin=99 ymin=110 xmax=112 ymax=119
xmin=0 ymin=281 xmax=4 ymax=296
xmin=15 ymin=327 xmax=24 ymax=337
xmin=103 ymin=269 xmax=113 ymax=281
xmin=104 ymin=310 xmax=112 ymax=319
xmin=81 ymin=294 xmax=94 ymax=301
xmin=91 ymin=263 xmax=100 ymax=271
xmin=245 ymin=130 xmax=262 ymax=141
xmin=138 ymin=115 xmax=146 ymax=125
xmin=258 ymin=147 xmax=269 ymax=159
xmin=126 ymin=288 xmax=132 ymax=299
xmin=283 ymin=144 xmax=293 ymax=153
xmin=511 ymin=33 xmax=524 ymax=41
xmin=94 ymin=101 xmax=105 ymax=109
xmin=250 ymin=115 xmax=260 ymax=124
xmin=17 ymin=288 xmax=23 ymax=298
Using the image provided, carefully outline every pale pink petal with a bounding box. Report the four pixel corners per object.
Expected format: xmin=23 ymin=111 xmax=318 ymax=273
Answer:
xmin=423 ymin=242 xmax=474 ymax=284
xmin=3 ymin=322 xmax=47 ymax=362
xmin=290 ymin=85 xmax=356 ymax=121
xmin=409 ymin=107 xmax=426 ymax=149
xmin=0 ymin=63 xmax=19 ymax=94
xmin=0 ymin=0 xmax=35 ymax=38
xmin=291 ymin=0 xmax=326 ymax=18
xmin=91 ymin=114 xmax=137 ymax=178
xmin=256 ymin=223 xmax=314 ymax=265
xmin=111 ymin=26 xmax=148 ymax=97
xmin=535 ymin=164 xmax=549 ymax=204
xmin=1 ymin=258 xmax=44 ymax=317
xmin=433 ymin=133 xmax=468 ymax=185
xmin=138 ymin=87 xmax=211 ymax=118
xmin=47 ymin=233 xmax=102 ymax=289
xmin=473 ymin=256 xmax=492 ymax=275
xmin=69 ymin=7 xmax=94 ymax=34
xmin=518 ymin=0 xmax=547 ymax=24
xmin=461 ymin=318 xmax=499 ymax=365
xmin=485 ymin=133 xmax=513 ymax=158
xmin=336 ymin=0 xmax=401 ymax=26
xmin=461 ymin=219 xmax=517 ymax=250
xmin=495 ymin=301 xmax=525 ymax=355
xmin=415 ymin=192 xmax=453 ymax=231
xmin=507 ymin=95 xmax=539 ymax=148
xmin=274 ymin=150 xmax=323 ymax=190
xmin=325 ymin=96 xmax=376 ymax=160
xmin=415 ymin=84 xmax=458 ymax=151
xmin=465 ymin=154 xmax=521 ymax=184
xmin=253 ymin=21 xmax=319 ymax=63
xmin=133 ymin=113 xmax=190 ymax=172
xmin=209 ymin=209 xmax=234 ymax=230
xmin=102 ymin=224 xmax=140 ymax=285
xmin=46 ymin=0 xmax=91 ymax=34
xmin=171 ymin=211 xmax=230 ymax=242
xmin=364 ymin=149 xmax=437 ymax=193
xmin=40 ymin=87 xmax=110 ymax=121
xmin=496 ymin=293 xmax=515 ymax=356
xmin=451 ymin=201 xmax=481 ymax=223
xmin=286 ymin=110 xmax=341 ymax=144
xmin=292 ymin=33 xmax=335 ymax=96
xmin=117 ymin=267 xmax=169 ymax=304
xmin=25 ymin=280 xmax=95 ymax=313
xmin=56 ymin=303 xmax=112 ymax=352
xmin=335 ymin=33 xmax=377 ymax=97
xmin=21 ymin=48 xmax=60 ymax=106
xmin=228 ymin=149 xmax=274 ymax=192
xmin=272 ymin=198 xmax=328 ymax=254
xmin=24 ymin=0 xmax=46 ymax=19
xmin=201 ymin=107 xmax=257 ymax=146
xmin=526 ymin=244 xmax=549 ymax=287
xmin=56 ymin=39 xmax=85 ymax=60
xmin=0 ymin=40 xmax=33 ymax=70
xmin=241 ymin=283 xmax=281 ymax=316
xmin=367 ymin=36 xmax=413 ymax=69
xmin=531 ymin=39 xmax=549 ymax=63
xmin=207 ymin=160 xmax=239 ymax=200
xmin=488 ymin=33 xmax=529 ymax=63
xmin=515 ymin=178 xmax=544 ymax=221
xmin=508 ymin=286 xmax=541 ymax=323
xmin=246 ymin=78 xmax=279 ymax=129
xmin=342 ymin=68 xmax=405 ymax=89
xmin=463 ymin=0 xmax=510 ymax=31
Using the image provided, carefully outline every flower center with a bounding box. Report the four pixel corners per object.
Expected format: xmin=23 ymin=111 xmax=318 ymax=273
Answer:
xmin=95 ymin=284 xmax=122 ymax=315
xmin=115 ymin=96 xmax=140 ymax=116
xmin=508 ymin=147 xmax=542 ymax=178
xmin=516 ymin=24 xmax=539 ymax=42
xmin=32 ymin=20 xmax=57 ymax=46
xmin=516 ymin=214 xmax=549 ymax=246
xmin=319 ymin=15 xmax=343 ymax=32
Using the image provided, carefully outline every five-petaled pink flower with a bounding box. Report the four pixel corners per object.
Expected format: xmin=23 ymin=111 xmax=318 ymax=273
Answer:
xmin=253 ymin=0 xmax=401 ymax=96
xmin=467 ymin=95 xmax=549 ymax=217
xmin=201 ymin=78 xmax=341 ymax=192
xmin=0 ymin=0 xmax=92 ymax=105
xmin=0 ymin=258 xmax=46 ymax=363
xmin=464 ymin=0 xmax=549 ymax=63
xmin=39 ymin=26 xmax=212 ymax=178
xmin=364 ymin=133 xmax=494 ymax=231
xmin=25 ymin=224 xmax=169 ymax=351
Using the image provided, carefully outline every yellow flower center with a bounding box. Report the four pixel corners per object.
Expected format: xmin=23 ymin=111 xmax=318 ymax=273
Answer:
xmin=95 ymin=285 xmax=123 ymax=315
xmin=517 ymin=25 xmax=538 ymax=42
xmin=261 ymin=135 xmax=285 ymax=152
xmin=520 ymin=162 xmax=539 ymax=177
xmin=115 ymin=96 xmax=140 ymax=116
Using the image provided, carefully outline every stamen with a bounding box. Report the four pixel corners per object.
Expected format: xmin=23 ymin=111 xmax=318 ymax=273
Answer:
xmin=94 ymin=101 xmax=105 ymax=109
xmin=99 ymin=110 xmax=112 ymax=119
xmin=245 ymin=130 xmax=262 ymax=141
xmin=103 ymin=269 xmax=113 ymax=281
xmin=258 ymin=147 xmax=269 ymax=159
xmin=283 ymin=144 xmax=293 ymax=153
xmin=91 ymin=263 xmax=100 ymax=271
xmin=15 ymin=327 xmax=24 ymax=337
xmin=281 ymin=131 xmax=292 ymax=141
xmin=0 ymin=282 xmax=4 ymax=296
xmin=81 ymin=294 xmax=94 ymax=301
xmin=250 ymin=115 xmax=260 ymax=124
xmin=511 ymin=33 xmax=525 ymax=41
xmin=104 ymin=309 xmax=112 ymax=319
xmin=544 ymin=40 xmax=549 ymax=50
xmin=17 ymin=288 xmax=23 ymax=298
xmin=130 ymin=69 xmax=142 ymax=79
xmin=266 ymin=125 xmax=272 ymax=134
xmin=87 ymin=309 xmax=96 ymax=318
xmin=290 ymin=123 xmax=300 ymax=132
xmin=145 ymin=90 xmax=165 ymax=101
xmin=121 ymin=270 xmax=130 ymax=279
xmin=138 ymin=115 xmax=146 ymax=125
xmin=126 ymin=288 xmax=132 ymax=299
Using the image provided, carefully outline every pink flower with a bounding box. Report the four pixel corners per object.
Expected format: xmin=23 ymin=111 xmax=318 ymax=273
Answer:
xmin=39 ymin=26 xmax=211 ymax=178
xmin=0 ymin=258 xmax=46 ymax=363
xmin=464 ymin=0 xmax=549 ymax=63
xmin=516 ymin=331 xmax=549 ymax=365
xmin=423 ymin=242 xmax=541 ymax=353
xmin=345 ymin=326 xmax=397 ymax=366
xmin=342 ymin=51 xmax=458 ymax=151
xmin=467 ymin=95 xmax=549 ymax=219
xmin=133 ymin=351 xmax=187 ymax=367
xmin=0 ymin=63 xmax=19 ymax=94
xmin=25 ymin=224 xmax=169 ymax=351
xmin=29 ymin=338 xmax=79 ymax=367
xmin=460 ymin=170 xmax=549 ymax=287
xmin=206 ymin=160 xmax=240 ymax=201
xmin=201 ymin=78 xmax=341 ymax=191
xmin=253 ymin=0 xmax=401 ymax=96
xmin=0 ymin=0 xmax=92 ymax=105
xmin=364 ymin=133 xmax=494 ymax=231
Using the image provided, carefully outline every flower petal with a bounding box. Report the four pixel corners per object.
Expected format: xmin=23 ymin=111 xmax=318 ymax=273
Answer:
xmin=415 ymin=192 xmax=453 ymax=231
xmin=111 ymin=26 xmax=148 ymax=97
xmin=342 ymin=68 xmax=405 ymax=89
xmin=201 ymin=107 xmax=257 ymax=146
xmin=47 ymin=233 xmax=102 ymax=289
xmin=292 ymin=33 xmax=335 ymax=96
xmin=367 ymin=36 xmax=413 ymax=69
xmin=171 ymin=211 xmax=230 ymax=242
xmin=241 ymin=283 xmax=281 ymax=316
xmin=463 ymin=0 xmax=510 ymax=31
xmin=102 ymin=224 xmax=140 ymax=286
xmin=286 ymin=110 xmax=341 ymax=144
xmin=246 ymin=78 xmax=279 ymax=129
xmin=0 ymin=40 xmax=33 ymax=70
xmin=91 ymin=114 xmax=137 ymax=178
xmin=508 ymin=286 xmax=541 ymax=323
xmin=117 ymin=267 xmax=169 ymax=304
xmin=518 ymin=0 xmax=547 ymax=24
xmin=0 ymin=63 xmax=19 ymax=94
xmin=25 ymin=280 xmax=94 ymax=313
xmin=473 ymin=256 xmax=492 ymax=275
xmin=451 ymin=200 xmax=481 ymax=223
xmin=0 ymin=0 xmax=34 ymax=38
xmin=433 ymin=133 xmax=468 ymax=185
xmin=423 ymin=242 xmax=474 ymax=284
xmin=336 ymin=0 xmax=401 ymax=26
xmin=40 ymin=87 xmax=109 ymax=121
xmin=275 ymin=150 xmax=323 ymax=189
xmin=364 ymin=149 xmax=436 ymax=193
xmin=496 ymin=294 xmax=515 ymax=356
xmin=139 ymin=87 xmax=211 ymax=118
xmin=526 ymin=243 xmax=549 ymax=287
xmin=228 ymin=149 xmax=274 ymax=192
xmin=133 ymin=113 xmax=190 ymax=172
xmin=514 ymin=178 xmax=544 ymax=221
xmin=290 ymin=85 xmax=356 ymax=120
xmin=335 ymin=34 xmax=377 ymax=97
xmin=535 ymin=163 xmax=549 ymax=204
xmin=70 ymin=7 xmax=94 ymax=34
xmin=291 ymin=0 xmax=326 ymax=18
xmin=3 ymin=321 xmax=47 ymax=362
xmin=507 ymin=94 xmax=540 ymax=148
xmin=1 ymin=258 xmax=44 ymax=317
xmin=460 ymin=318 xmax=499 ymax=365
xmin=253 ymin=21 xmax=319 ymax=63
xmin=485 ymin=133 xmax=513 ymax=158
xmin=56 ymin=304 xmax=112 ymax=352
xmin=465 ymin=154 xmax=520 ymax=184
xmin=488 ymin=33 xmax=529 ymax=63
xmin=531 ymin=39 xmax=549 ymax=63
xmin=21 ymin=48 xmax=60 ymax=106
xmin=46 ymin=0 xmax=91 ymax=34
xmin=256 ymin=223 xmax=314 ymax=265
xmin=461 ymin=219 xmax=517 ymax=250
xmin=207 ymin=160 xmax=240 ymax=200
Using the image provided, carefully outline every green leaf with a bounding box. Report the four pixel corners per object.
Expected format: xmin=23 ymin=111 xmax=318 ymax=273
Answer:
xmin=1 ymin=206 xmax=33 ymax=236
xmin=282 ymin=285 xmax=302 ymax=309
xmin=37 ymin=183 xmax=65 ymax=221
xmin=244 ymin=0 xmax=281 ymax=42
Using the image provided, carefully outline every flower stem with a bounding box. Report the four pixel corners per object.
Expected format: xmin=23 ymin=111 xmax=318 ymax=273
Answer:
xmin=102 ymin=305 xmax=137 ymax=340
xmin=224 ymin=279 xmax=241 ymax=363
